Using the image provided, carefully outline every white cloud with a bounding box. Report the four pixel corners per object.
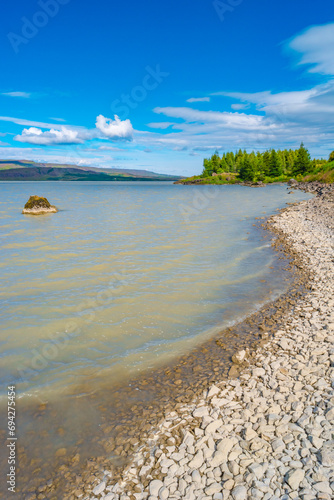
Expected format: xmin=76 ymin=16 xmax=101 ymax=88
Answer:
xmin=0 ymin=116 xmax=66 ymax=129
xmin=95 ymin=114 xmax=133 ymax=140
xmin=49 ymin=117 xmax=66 ymax=122
xmin=97 ymin=145 xmax=125 ymax=151
xmin=217 ymin=83 xmax=334 ymax=123
xmin=186 ymin=97 xmax=210 ymax=103
xmin=147 ymin=122 xmax=174 ymax=129
xmin=2 ymin=91 xmax=31 ymax=98
xmin=140 ymin=24 xmax=334 ymax=158
xmin=231 ymin=103 xmax=249 ymax=110
xmin=2 ymin=23 xmax=333 ymax=167
xmin=83 ymin=145 xmax=125 ymax=152
xmin=287 ymin=22 xmax=334 ymax=76
xmin=14 ymin=126 xmax=84 ymax=145
xmin=154 ymin=107 xmax=265 ymax=129
xmin=2 ymin=114 xmax=134 ymax=146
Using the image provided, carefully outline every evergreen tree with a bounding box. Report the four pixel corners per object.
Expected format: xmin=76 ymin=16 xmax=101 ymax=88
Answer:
xmin=286 ymin=151 xmax=295 ymax=174
xmin=202 ymin=158 xmax=212 ymax=177
xmin=211 ymin=151 xmax=220 ymax=173
xmin=329 ymin=151 xmax=334 ymax=163
xmin=220 ymin=158 xmax=229 ymax=172
xmin=269 ymin=149 xmax=282 ymax=177
xmin=235 ymin=149 xmax=243 ymax=161
xmin=226 ymin=151 xmax=235 ymax=171
xmin=262 ymin=151 xmax=271 ymax=176
xmin=200 ymin=142 xmax=318 ymax=182
xmin=278 ymin=150 xmax=286 ymax=173
xmin=239 ymin=157 xmax=255 ymax=181
xmin=293 ymin=142 xmax=311 ymax=176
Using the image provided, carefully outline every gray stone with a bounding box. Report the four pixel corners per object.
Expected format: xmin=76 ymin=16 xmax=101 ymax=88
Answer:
xmin=192 ymin=470 xmax=201 ymax=484
xmin=313 ymin=482 xmax=332 ymax=494
xmin=248 ymin=463 xmax=264 ymax=480
xmin=205 ymin=482 xmax=222 ymax=495
xmin=149 ymin=479 xmax=164 ymax=497
xmin=193 ymin=406 xmax=209 ymax=418
xmin=188 ymin=450 xmax=204 ymax=469
xmin=271 ymin=438 xmax=285 ymax=453
xmin=159 ymin=486 xmax=169 ymax=500
xmin=231 ymin=485 xmax=247 ymax=500
xmin=320 ymin=441 xmax=334 ymax=466
xmin=207 ymin=385 xmax=220 ymax=398
xmin=285 ymin=469 xmax=305 ymax=490
xmin=93 ymin=481 xmax=106 ymax=495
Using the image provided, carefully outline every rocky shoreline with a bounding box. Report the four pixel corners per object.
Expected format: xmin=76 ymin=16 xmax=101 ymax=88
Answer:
xmin=79 ymin=185 xmax=333 ymax=500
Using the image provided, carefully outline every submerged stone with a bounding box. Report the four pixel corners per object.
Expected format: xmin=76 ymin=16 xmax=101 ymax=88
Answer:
xmin=22 ymin=195 xmax=58 ymax=215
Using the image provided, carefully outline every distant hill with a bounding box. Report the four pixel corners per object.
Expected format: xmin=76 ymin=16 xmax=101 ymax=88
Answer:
xmin=0 ymin=160 xmax=182 ymax=181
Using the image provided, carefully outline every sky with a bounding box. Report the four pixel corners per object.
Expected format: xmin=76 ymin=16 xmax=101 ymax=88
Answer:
xmin=0 ymin=0 xmax=333 ymax=176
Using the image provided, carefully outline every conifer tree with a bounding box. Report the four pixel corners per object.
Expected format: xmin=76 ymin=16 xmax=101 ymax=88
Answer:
xmin=220 ymin=158 xmax=229 ymax=172
xmin=211 ymin=151 xmax=220 ymax=173
xmin=269 ymin=149 xmax=282 ymax=177
xmin=262 ymin=151 xmax=271 ymax=176
xmin=239 ymin=157 xmax=255 ymax=181
xmin=293 ymin=142 xmax=311 ymax=176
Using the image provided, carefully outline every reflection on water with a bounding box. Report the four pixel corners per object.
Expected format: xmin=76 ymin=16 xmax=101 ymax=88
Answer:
xmin=0 ymin=182 xmax=311 ymax=403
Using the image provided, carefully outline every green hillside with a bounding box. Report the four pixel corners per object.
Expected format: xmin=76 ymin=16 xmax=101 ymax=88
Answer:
xmin=0 ymin=160 xmax=182 ymax=181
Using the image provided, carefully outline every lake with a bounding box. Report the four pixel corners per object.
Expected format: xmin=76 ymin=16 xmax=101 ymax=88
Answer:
xmin=0 ymin=181 xmax=311 ymax=496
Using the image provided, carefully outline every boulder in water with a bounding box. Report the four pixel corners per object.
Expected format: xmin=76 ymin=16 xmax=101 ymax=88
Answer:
xmin=22 ymin=195 xmax=58 ymax=215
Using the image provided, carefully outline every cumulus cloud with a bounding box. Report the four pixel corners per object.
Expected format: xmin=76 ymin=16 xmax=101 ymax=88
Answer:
xmin=95 ymin=114 xmax=133 ymax=140
xmin=286 ymin=22 xmax=334 ymax=76
xmin=2 ymin=91 xmax=31 ymax=98
xmin=14 ymin=126 xmax=84 ymax=145
xmin=186 ymin=97 xmax=210 ymax=103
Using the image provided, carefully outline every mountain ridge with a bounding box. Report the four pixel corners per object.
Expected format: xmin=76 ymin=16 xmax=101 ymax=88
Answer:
xmin=0 ymin=160 xmax=182 ymax=181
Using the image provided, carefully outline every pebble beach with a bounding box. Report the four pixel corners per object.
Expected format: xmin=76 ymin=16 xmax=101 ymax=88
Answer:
xmin=81 ymin=186 xmax=334 ymax=500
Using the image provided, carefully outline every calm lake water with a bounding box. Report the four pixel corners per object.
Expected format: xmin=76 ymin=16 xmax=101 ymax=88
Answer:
xmin=0 ymin=181 xmax=311 ymax=403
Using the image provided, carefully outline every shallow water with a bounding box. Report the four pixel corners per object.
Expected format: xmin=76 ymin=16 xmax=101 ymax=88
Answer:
xmin=0 ymin=182 xmax=311 ymax=404
xmin=0 ymin=181 xmax=314 ymax=496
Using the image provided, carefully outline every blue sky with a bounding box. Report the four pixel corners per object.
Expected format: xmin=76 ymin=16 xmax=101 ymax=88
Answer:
xmin=0 ymin=0 xmax=333 ymax=175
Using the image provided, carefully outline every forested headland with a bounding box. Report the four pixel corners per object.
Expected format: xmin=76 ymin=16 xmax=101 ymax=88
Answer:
xmin=178 ymin=144 xmax=334 ymax=184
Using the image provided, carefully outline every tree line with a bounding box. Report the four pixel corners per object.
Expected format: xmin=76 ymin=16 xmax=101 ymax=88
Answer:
xmin=202 ymin=143 xmax=334 ymax=182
